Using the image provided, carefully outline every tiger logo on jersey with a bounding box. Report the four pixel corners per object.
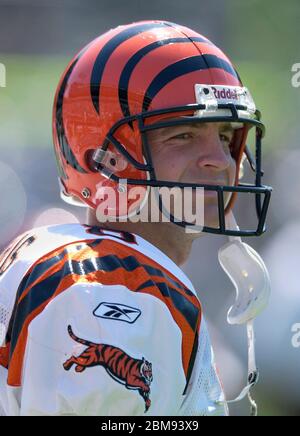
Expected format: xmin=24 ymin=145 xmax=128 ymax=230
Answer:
xmin=63 ymin=325 xmax=153 ymax=412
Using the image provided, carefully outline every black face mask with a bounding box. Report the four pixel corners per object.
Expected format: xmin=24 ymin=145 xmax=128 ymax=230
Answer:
xmin=92 ymin=102 xmax=272 ymax=237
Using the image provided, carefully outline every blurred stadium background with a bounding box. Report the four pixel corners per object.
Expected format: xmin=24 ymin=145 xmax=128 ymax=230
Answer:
xmin=0 ymin=0 xmax=299 ymax=416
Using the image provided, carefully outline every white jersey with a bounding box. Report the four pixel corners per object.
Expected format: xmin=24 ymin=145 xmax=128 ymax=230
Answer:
xmin=0 ymin=223 xmax=227 ymax=416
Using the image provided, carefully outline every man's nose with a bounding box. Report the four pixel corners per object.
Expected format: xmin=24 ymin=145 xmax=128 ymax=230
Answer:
xmin=195 ymin=131 xmax=231 ymax=171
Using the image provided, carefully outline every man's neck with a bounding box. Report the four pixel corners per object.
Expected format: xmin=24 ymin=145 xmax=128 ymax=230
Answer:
xmin=86 ymin=209 xmax=194 ymax=267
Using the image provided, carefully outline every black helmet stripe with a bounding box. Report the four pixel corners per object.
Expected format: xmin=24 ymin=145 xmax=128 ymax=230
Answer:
xmin=234 ymin=68 xmax=243 ymax=84
xmin=55 ymin=57 xmax=88 ymax=176
xmin=142 ymin=54 xmax=240 ymax=112
xmin=118 ymin=37 xmax=210 ymax=121
xmin=90 ymin=22 xmax=169 ymax=114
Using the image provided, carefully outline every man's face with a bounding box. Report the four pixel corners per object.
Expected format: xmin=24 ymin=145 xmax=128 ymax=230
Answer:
xmin=147 ymin=120 xmax=237 ymax=229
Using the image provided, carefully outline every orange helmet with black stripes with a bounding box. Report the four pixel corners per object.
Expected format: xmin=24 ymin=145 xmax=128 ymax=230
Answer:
xmin=52 ymin=20 xmax=271 ymax=237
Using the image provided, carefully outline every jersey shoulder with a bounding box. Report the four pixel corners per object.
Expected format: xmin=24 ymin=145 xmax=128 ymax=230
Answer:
xmin=0 ymin=223 xmax=140 ymax=343
xmin=0 ymin=223 xmax=138 ymax=281
xmin=0 ymin=223 xmax=198 ymax=323
xmin=0 ymin=224 xmax=201 ymax=392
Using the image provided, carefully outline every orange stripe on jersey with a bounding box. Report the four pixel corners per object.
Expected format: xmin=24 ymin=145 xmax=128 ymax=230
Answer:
xmin=0 ymin=344 xmax=9 ymax=369
xmin=16 ymin=239 xmax=102 ymax=304
xmin=18 ymin=238 xmax=198 ymax=310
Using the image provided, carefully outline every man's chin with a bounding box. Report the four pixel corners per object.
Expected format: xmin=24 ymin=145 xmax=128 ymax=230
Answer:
xmin=174 ymin=207 xmax=220 ymax=235
xmin=203 ymin=202 xmax=221 ymax=227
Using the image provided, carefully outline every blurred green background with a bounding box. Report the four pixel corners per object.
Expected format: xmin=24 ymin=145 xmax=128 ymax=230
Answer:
xmin=0 ymin=0 xmax=299 ymax=416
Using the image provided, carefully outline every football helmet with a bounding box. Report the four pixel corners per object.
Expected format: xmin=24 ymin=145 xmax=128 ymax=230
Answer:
xmin=52 ymin=20 xmax=272 ymax=236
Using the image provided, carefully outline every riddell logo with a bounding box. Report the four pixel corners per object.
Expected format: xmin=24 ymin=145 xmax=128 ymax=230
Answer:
xmin=212 ymin=87 xmax=238 ymax=100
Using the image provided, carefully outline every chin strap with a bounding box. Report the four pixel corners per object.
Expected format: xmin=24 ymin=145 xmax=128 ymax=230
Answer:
xmin=226 ymin=320 xmax=258 ymax=416
xmin=218 ymin=212 xmax=271 ymax=416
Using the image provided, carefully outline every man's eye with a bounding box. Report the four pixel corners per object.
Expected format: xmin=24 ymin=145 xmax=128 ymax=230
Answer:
xmin=220 ymin=134 xmax=235 ymax=154
xmin=220 ymin=134 xmax=232 ymax=145
xmin=170 ymin=133 xmax=192 ymax=140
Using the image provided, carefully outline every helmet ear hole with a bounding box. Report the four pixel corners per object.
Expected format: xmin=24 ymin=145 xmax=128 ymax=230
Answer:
xmin=84 ymin=149 xmax=99 ymax=173
xmin=86 ymin=147 xmax=128 ymax=174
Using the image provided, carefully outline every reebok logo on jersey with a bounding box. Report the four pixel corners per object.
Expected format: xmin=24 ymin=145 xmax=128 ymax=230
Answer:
xmin=93 ymin=302 xmax=141 ymax=324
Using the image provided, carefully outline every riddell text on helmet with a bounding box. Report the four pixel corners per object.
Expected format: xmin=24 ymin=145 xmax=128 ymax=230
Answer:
xmin=211 ymin=87 xmax=238 ymax=100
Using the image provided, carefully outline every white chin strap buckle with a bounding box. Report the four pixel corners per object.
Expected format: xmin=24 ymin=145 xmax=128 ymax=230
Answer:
xmin=218 ymin=212 xmax=271 ymax=416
